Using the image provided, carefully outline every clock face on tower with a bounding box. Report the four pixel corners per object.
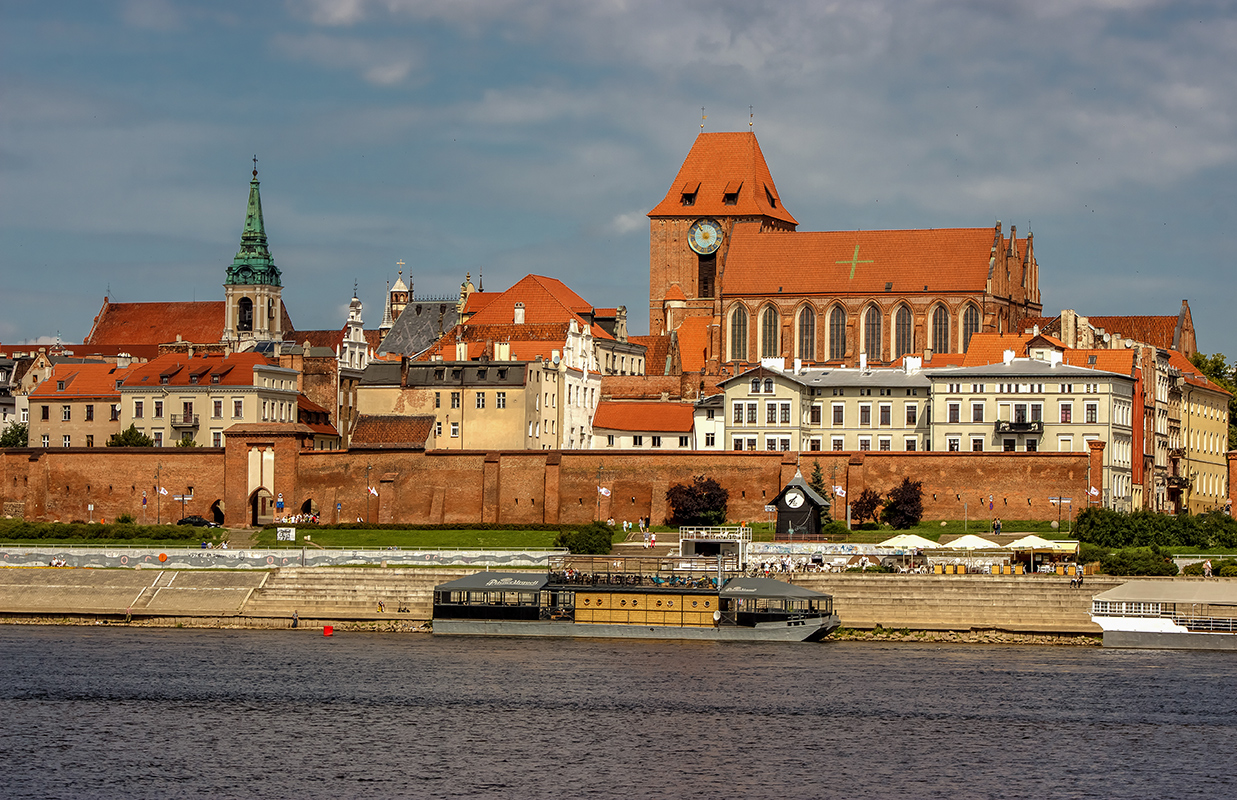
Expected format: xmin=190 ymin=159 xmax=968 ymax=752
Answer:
xmin=688 ymin=218 xmax=723 ymax=255
xmin=784 ymin=488 xmax=805 ymax=509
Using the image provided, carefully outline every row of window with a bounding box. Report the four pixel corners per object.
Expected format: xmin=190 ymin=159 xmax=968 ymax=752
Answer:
xmin=435 ymin=391 xmax=509 ymax=410
xmin=43 ymin=431 xmax=227 ymax=448
xmin=730 ymin=401 xmax=921 ymax=427
xmin=731 ymin=435 xmax=923 ymax=452
xmin=604 ymin=435 xmax=693 ymax=448
xmin=130 ymin=399 xmax=247 ymax=420
xmin=40 ymin=404 xmax=121 ymax=422
xmin=730 ymin=303 xmax=982 ymax=362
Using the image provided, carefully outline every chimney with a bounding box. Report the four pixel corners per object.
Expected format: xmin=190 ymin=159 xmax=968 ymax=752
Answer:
xmin=116 ymin=352 xmax=131 ymax=369
xmin=513 ymin=302 xmax=525 ymax=324
xmin=904 ymin=356 xmax=921 ymax=374
xmin=400 ymin=355 xmax=409 ymax=387
xmin=859 ymin=353 xmax=867 ymax=371
xmin=455 ymin=342 xmax=468 ymax=361
xmin=924 ymin=348 xmax=933 ymax=363
xmin=1050 ymin=351 xmax=1064 ymax=367
xmin=495 ymin=341 xmax=510 ymax=360
xmin=1003 ymin=349 xmax=1015 ymax=365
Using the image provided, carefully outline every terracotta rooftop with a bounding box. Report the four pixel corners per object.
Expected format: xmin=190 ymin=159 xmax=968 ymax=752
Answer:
xmin=648 ymin=132 xmax=798 ymax=226
xmin=28 ymin=362 xmax=134 ymax=399
xmin=1086 ymin=316 xmax=1179 ymax=350
xmin=1062 ymin=349 xmax=1137 ymax=378
xmin=462 ymin=275 xmax=613 ymax=340
xmin=84 ymin=298 xmax=296 ymax=347
xmin=592 ymin=401 xmax=695 ymax=433
xmin=350 ymin=414 xmax=435 ymax=448
xmin=724 ymin=223 xmax=1016 ymax=297
xmin=119 ymin=352 xmax=279 ymax=388
xmin=960 ymin=333 xmax=1038 ymax=367
xmin=1165 ymin=350 xmax=1231 ymax=396
xmin=296 ymin=329 xmax=344 ymax=351
xmin=629 ymin=335 xmax=671 ymax=376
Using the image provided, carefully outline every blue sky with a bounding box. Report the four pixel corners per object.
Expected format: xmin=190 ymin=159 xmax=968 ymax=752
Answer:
xmin=2 ymin=0 xmax=1235 ymax=359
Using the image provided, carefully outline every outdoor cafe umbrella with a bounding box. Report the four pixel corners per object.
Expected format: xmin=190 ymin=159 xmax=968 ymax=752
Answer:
xmin=878 ymin=533 xmax=940 ymax=549
xmin=947 ymin=534 xmax=1000 ymax=549
xmin=1005 ymin=534 xmax=1056 ymax=571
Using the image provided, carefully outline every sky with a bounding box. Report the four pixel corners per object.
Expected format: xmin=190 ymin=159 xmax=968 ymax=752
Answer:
xmin=2 ymin=0 xmax=1235 ymax=359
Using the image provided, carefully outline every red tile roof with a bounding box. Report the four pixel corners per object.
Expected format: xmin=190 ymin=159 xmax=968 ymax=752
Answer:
xmin=1165 ymin=350 xmax=1231 ymax=396
xmin=120 ymin=352 xmax=276 ymax=388
xmin=592 ymin=401 xmax=695 ymax=433
xmin=648 ymin=132 xmax=798 ymax=226
xmin=724 ymin=223 xmax=1007 ymax=296
xmin=84 ymin=299 xmax=296 ymax=347
xmin=629 ymin=335 xmax=671 ymax=376
xmin=28 ymin=363 xmax=133 ymax=399
xmin=674 ymin=316 xmax=712 ymax=373
xmin=1086 ymin=316 xmax=1179 ymax=350
xmin=960 ymin=333 xmax=1036 ymax=367
xmin=295 ymin=329 xmax=344 ymax=351
xmin=1062 ymin=350 xmax=1136 ymax=378
xmin=350 ymin=414 xmax=434 ymax=448
xmin=463 ymin=275 xmax=613 ymax=340
xmin=462 ymin=292 xmax=499 ymax=316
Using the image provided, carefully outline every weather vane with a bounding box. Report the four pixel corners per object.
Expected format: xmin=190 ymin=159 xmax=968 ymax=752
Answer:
xmin=749 ymin=105 xmax=754 ymax=129
xmin=701 ymin=107 xmax=707 ymax=131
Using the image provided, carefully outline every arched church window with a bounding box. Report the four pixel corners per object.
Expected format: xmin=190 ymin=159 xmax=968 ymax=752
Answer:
xmin=962 ymin=304 xmax=981 ymax=353
xmin=798 ymin=308 xmax=816 ymax=361
xmin=751 ymin=378 xmax=761 ymax=393
xmin=863 ymin=306 xmax=882 ymax=361
xmin=730 ymin=307 xmax=748 ymax=362
xmin=829 ymin=307 xmax=846 ymax=361
xmin=932 ymin=306 xmax=950 ymax=353
xmin=894 ymin=305 xmax=912 ymax=360
xmin=238 ymin=298 xmax=253 ymax=332
xmin=760 ymin=307 xmax=779 ymax=359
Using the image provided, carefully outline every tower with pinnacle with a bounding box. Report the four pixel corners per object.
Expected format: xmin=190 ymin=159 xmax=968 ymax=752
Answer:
xmin=224 ymin=159 xmax=284 ymax=346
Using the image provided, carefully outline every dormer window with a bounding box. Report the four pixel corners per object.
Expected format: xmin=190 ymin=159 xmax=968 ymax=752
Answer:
xmin=681 ymin=192 xmax=696 ymax=206
xmin=57 ymin=381 xmax=65 ymax=391
xmin=190 ymin=375 xmax=198 ymax=384
xmin=434 ymin=369 xmax=445 ymax=380
xmin=764 ymin=378 xmax=774 ymax=393
xmin=680 ymin=180 xmax=699 ymax=206
xmin=723 ymin=192 xmax=738 ymax=205
xmin=211 ymin=374 xmax=221 ymax=384
xmin=477 ymin=369 xmax=487 ymax=380
xmin=765 ymin=185 xmax=778 ymax=208
xmin=160 ymin=376 xmax=169 ymax=385
xmin=497 ymin=368 xmax=507 ymax=380
xmin=115 ymin=380 xmax=123 ymax=389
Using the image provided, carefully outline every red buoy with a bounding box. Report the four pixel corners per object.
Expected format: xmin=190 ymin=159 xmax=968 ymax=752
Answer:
xmin=323 ymin=625 xmax=333 ymax=636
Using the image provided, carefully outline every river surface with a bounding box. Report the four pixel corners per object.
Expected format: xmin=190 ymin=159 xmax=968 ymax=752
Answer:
xmin=2 ymin=626 xmax=1235 ymax=799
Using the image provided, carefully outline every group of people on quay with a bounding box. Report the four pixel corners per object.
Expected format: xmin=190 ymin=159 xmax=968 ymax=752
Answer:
xmin=276 ymin=513 xmax=320 ymax=525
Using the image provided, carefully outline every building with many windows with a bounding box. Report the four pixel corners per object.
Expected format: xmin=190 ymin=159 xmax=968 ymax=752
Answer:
xmin=925 ymin=354 xmax=1136 ymax=509
xmin=591 ymin=401 xmax=696 ymax=450
xmin=27 ymin=362 xmax=132 ymax=449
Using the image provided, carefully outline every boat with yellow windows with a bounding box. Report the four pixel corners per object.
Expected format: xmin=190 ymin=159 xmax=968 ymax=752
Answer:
xmin=432 ymin=556 xmax=840 ymax=643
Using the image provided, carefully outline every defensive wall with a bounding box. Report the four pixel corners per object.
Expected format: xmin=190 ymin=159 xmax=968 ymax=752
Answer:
xmin=0 ymin=565 xmax=1136 ymax=634
xmin=2 ymin=439 xmax=1124 ymax=527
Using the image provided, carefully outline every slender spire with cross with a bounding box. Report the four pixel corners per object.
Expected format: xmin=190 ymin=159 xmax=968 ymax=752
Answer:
xmin=701 ymin=107 xmax=706 ymax=131
xmin=252 ymin=154 xmax=258 ymax=178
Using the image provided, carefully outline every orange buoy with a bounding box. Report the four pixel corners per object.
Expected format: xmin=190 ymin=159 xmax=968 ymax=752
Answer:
xmin=158 ymin=553 xmax=167 ymax=562
xmin=323 ymin=625 xmax=333 ymax=636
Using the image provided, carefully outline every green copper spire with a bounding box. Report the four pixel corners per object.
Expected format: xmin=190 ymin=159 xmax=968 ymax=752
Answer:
xmin=224 ymin=157 xmax=282 ymax=287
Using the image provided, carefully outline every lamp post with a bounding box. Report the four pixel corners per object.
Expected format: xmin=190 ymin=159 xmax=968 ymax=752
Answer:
xmin=366 ymin=462 xmax=372 ymax=523
xmin=155 ymin=462 xmax=162 ymax=525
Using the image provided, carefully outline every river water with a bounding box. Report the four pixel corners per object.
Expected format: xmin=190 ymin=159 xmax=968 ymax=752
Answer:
xmin=2 ymin=626 xmax=1235 ymax=799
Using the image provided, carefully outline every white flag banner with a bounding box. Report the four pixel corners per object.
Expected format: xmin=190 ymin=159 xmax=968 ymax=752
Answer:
xmin=833 ymin=486 xmax=847 ymax=498
xmin=368 ymin=486 xmax=379 ymax=497
xmin=598 ymin=487 xmax=611 ymax=496
xmin=1088 ymin=486 xmax=1100 ymax=497
xmin=158 ymin=487 xmax=168 ymax=496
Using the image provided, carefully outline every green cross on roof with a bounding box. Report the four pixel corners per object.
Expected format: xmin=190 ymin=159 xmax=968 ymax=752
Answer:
xmin=837 ymin=244 xmax=873 ymax=280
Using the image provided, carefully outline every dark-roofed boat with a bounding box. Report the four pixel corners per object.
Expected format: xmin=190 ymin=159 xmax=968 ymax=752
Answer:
xmin=1091 ymin=581 xmax=1237 ymax=650
xmin=432 ymin=556 xmax=840 ymax=643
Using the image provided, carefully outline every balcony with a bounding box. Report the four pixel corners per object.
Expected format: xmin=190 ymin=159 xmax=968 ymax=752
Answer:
xmin=995 ymin=420 xmax=1043 ymax=434
xmin=1167 ymin=475 xmax=1192 ymax=490
xmin=170 ymin=413 xmax=199 ymax=428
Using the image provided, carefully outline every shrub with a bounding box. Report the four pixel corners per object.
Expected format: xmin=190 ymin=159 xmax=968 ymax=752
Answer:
xmin=116 ymin=513 xmax=135 ymax=524
xmin=107 ymin=424 xmax=154 ymax=447
xmin=665 ymin=475 xmax=728 ymax=527
xmin=850 ymin=488 xmax=882 ymax=525
xmin=0 ymin=421 xmax=29 ymax=448
xmin=1099 ymin=545 xmax=1179 ymax=576
xmin=554 ymin=522 xmax=614 ymax=555
xmin=881 ymin=478 xmax=924 ymax=530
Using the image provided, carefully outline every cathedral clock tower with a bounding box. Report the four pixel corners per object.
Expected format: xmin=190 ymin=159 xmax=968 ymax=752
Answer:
xmin=224 ymin=160 xmax=284 ymax=347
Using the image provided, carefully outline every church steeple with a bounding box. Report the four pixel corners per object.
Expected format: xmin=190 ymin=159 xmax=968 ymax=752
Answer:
xmin=225 ymin=157 xmax=282 ymax=287
xmin=223 ymin=157 xmax=285 ymax=347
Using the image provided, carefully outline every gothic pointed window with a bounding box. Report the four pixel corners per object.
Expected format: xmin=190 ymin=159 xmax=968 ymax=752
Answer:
xmin=798 ymin=308 xmax=816 ymax=361
xmin=863 ymin=306 xmax=882 ymax=361
xmin=963 ymin=304 xmax=981 ymax=353
xmin=932 ymin=306 xmax=950 ymax=353
xmin=760 ymin=307 xmax=779 ymax=359
xmin=894 ymin=305 xmax=912 ymax=360
xmin=238 ymin=298 xmax=253 ymax=332
xmin=829 ymin=307 xmax=846 ymax=361
xmin=730 ymin=307 xmax=748 ymax=362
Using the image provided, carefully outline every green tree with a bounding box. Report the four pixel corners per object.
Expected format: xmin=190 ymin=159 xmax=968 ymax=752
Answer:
xmin=175 ymin=435 xmax=198 ymax=447
xmin=554 ymin=522 xmax=614 ymax=554
xmin=107 ymin=424 xmax=155 ymax=447
xmin=881 ymin=478 xmax=924 ymax=530
xmin=851 ymin=488 xmax=882 ymax=525
xmin=808 ymin=461 xmax=830 ymax=521
xmin=665 ymin=475 xmax=729 ymax=527
xmin=1189 ymin=351 xmax=1237 ymax=450
xmin=0 ymin=421 xmax=29 ymax=448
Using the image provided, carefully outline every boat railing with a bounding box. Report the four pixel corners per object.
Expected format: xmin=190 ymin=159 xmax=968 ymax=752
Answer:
xmin=548 ymin=554 xmax=742 ymax=585
xmin=1173 ymin=615 xmax=1237 ymax=633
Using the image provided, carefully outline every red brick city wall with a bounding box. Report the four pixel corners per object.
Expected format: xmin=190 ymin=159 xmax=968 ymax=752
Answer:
xmin=1 ymin=447 xmax=225 ymax=524
xmin=3 ymin=445 xmax=1093 ymax=527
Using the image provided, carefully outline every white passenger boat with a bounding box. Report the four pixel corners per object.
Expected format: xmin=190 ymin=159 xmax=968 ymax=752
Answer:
xmin=1090 ymin=581 xmax=1237 ymax=650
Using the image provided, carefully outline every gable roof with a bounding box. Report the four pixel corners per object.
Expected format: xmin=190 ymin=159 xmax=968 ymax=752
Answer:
xmin=649 ymin=132 xmax=798 ymax=226
xmin=463 ymin=274 xmax=613 ymax=339
xmin=673 ymin=316 xmax=712 ymax=373
xmin=28 ymin=362 xmax=133 ymax=399
xmin=722 ymin=223 xmax=1007 ymax=296
xmin=376 ymin=299 xmax=460 ymax=357
xmin=592 ymin=401 xmax=695 ymax=433
xmin=84 ymin=298 xmax=296 ymax=347
xmin=629 ymin=335 xmax=672 ymax=376
xmin=119 ymin=352 xmax=276 ymax=388
xmin=1085 ymin=316 xmax=1180 ymax=350
xmin=1165 ymin=349 xmax=1231 ymax=396
xmin=1062 ymin=349 xmax=1136 ymax=378
xmin=961 ymin=333 xmax=1037 ymax=367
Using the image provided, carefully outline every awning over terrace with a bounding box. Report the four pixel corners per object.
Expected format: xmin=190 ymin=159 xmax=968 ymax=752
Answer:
xmin=434 ymin=572 xmax=548 ymax=592
xmin=719 ymin=577 xmax=828 ymax=599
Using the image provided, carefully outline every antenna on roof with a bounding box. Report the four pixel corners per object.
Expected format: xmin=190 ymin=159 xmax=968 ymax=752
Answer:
xmin=354 ymin=279 xmax=358 ymax=298
xmin=479 ymin=269 xmax=484 ymax=292
xmin=701 ymin=107 xmax=706 ymax=131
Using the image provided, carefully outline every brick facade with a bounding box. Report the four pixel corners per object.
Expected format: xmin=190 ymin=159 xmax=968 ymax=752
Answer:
xmin=3 ymin=439 xmax=1094 ymax=527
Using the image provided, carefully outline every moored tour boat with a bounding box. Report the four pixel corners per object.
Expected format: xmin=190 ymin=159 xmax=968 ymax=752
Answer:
xmin=432 ymin=556 xmax=840 ymax=643
xmin=1091 ymin=580 xmax=1237 ymax=650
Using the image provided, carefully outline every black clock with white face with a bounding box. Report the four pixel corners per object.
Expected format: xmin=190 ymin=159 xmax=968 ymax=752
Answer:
xmin=688 ymin=218 xmax=723 ymax=255
xmin=784 ymin=488 xmax=805 ymax=509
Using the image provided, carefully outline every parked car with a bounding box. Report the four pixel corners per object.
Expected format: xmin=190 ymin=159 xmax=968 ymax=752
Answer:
xmin=177 ymin=515 xmax=220 ymax=528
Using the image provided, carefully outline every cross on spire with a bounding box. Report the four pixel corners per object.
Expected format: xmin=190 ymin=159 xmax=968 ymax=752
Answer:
xmin=252 ymin=155 xmax=258 ymax=178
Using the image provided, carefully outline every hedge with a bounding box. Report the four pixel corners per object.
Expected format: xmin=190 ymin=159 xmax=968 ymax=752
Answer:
xmin=0 ymin=519 xmax=200 ymax=542
xmin=1075 ymin=508 xmax=1237 ymax=550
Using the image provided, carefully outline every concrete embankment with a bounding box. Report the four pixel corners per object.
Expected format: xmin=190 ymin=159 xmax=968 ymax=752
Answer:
xmin=0 ymin=566 xmax=1124 ymax=636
